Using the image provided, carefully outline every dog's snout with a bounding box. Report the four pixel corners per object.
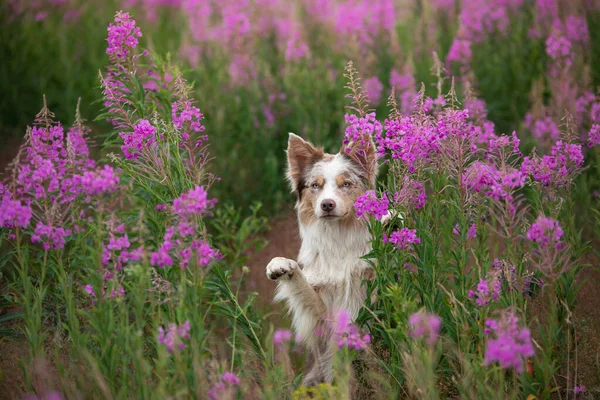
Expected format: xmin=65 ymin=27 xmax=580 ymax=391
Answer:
xmin=320 ymin=199 xmax=336 ymax=212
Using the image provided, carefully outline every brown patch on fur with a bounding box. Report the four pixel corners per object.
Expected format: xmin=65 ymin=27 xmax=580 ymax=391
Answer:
xmin=314 ymin=176 xmax=324 ymax=187
xmin=298 ymin=185 xmax=319 ymax=226
xmin=335 ymin=174 xmax=350 ymax=186
xmin=287 ymin=134 xmax=325 ymax=193
xmin=341 ymin=139 xmax=378 ymax=188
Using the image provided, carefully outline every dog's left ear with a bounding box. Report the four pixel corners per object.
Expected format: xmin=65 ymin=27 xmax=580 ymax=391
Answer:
xmin=287 ymin=133 xmax=324 ymax=193
xmin=341 ymin=136 xmax=378 ymax=188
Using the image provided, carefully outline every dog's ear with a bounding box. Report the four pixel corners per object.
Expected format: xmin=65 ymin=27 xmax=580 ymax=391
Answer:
xmin=341 ymin=136 xmax=378 ymax=188
xmin=287 ymin=133 xmax=324 ymax=193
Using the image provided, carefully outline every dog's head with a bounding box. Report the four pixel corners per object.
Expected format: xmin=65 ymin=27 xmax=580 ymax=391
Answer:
xmin=286 ymin=133 xmax=378 ymax=225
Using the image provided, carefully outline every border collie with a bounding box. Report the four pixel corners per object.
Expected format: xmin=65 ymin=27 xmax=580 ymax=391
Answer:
xmin=266 ymin=132 xmax=378 ymax=386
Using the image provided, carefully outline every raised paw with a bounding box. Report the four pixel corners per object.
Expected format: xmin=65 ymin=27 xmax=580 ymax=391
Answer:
xmin=266 ymin=257 xmax=298 ymax=280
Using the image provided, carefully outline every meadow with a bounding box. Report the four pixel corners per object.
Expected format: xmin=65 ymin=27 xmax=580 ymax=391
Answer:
xmin=0 ymin=0 xmax=600 ymax=398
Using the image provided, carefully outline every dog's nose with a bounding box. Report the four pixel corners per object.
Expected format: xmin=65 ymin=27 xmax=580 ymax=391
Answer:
xmin=320 ymin=199 xmax=336 ymax=212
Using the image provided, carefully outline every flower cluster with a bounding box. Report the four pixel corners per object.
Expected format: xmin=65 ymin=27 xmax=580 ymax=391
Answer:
xmin=171 ymin=101 xmax=206 ymax=143
xmin=453 ymin=223 xmax=477 ymax=239
xmin=468 ymin=278 xmax=501 ymax=307
xmin=76 ymin=165 xmax=120 ymax=196
xmin=106 ymin=11 xmax=142 ymax=60
xmin=383 ymin=228 xmax=421 ymax=250
xmin=157 ymin=320 xmax=191 ymax=353
xmin=363 ymin=76 xmax=384 ymax=106
xmin=526 ymin=216 xmax=564 ymax=249
xmin=0 ymin=188 xmax=32 ymax=229
xmin=102 ymin=223 xmax=144 ymax=271
xmin=389 ymin=67 xmax=417 ymax=114
xmin=484 ymin=311 xmax=534 ymax=373
xmin=333 ymin=310 xmax=371 ymax=350
xmin=408 ymin=311 xmax=441 ymax=347
xmin=393 ymin=178 xmax=426 ymax=209
xmin=354 ymin=190 xmax=389 ymax=220
xmin=463 ymin=161 xmax=525 ymax=203
xmin=343 ymin=112 xmax=383 ymax=149
xmin=521 ymin=140 xmax=584 ymax=187
xmin=31 ymin=222 xmax=71 ymax=250
xmin=208 ymin=372 xmax=240 ymax=400
xmin=120 ymin=119 xmax=157 ymax=160
xmin=273 ymin=329 xmax=293 ymax=347
xmin=589 ymin=124 xmax=600 ymax=148
xmin=151 ymin=186 xmax=219 ymax=269
xmin=545 ymin=33 xmax=572 ymax=65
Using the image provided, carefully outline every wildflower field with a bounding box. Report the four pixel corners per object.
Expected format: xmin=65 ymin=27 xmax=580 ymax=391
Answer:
xmin=1 ymin=0 xmax=600 ymax=398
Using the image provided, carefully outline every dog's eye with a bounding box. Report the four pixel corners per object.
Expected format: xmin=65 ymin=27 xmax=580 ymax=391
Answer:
xmin=311 ymin=183 xmax=320 ymax=189
xmin=342 ymin=182 xmax=351 ymax=187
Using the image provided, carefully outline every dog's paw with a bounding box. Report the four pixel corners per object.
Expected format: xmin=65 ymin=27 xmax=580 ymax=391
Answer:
xmin=381 ymin=209 xmax=404 ymax=225
xmin=266 ymin=257 xmax=298 ymax=280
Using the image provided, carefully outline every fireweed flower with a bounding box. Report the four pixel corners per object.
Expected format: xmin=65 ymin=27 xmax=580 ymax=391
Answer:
xmin=384 ymin=228 xmax=420 ymax=250
xmin=363 ymin=76 xmax=384 ymax=105
xmin=573 ymin=385 xmax=586 ymax=394
xmin=354 ymin=190 xmax=389 ymax=220
xmin=453 ymin=223 xmax=477 ymax=239
xmin=546 ymin=33 xmax=572 ymax=65
xmin=273 ymin=329 xmax=293 ymax=347
xmin=521 ymin=140 xmax=584 ymax=187
xmin=524 ymin=114 xmax=560 ymax=143
xmin=157 ymin=320 xmax=191 ymax=353
xmin=393 ymin=178 xmax=426 ymax=209
xmin=408 ymin=311 xmax=441 ymax=346
xmin=588 ymin=124 xmax=600 ymax=147
xmin=343 ymin=112 xmax=383 ymax=149
xmin=208 ymin=372 xmax=240 ymax=400
xmin=173 ymin=185 xmax=214 ymax=217
xmin=120 ymin=119 xmax=156 ymax=160
xmin=446 ymin=38 xmax=472 ymax=70
xmin=333 ymin=310 xmax=371 ymax=350
xmin=0 ymin=189 xmax=32 ymax=229
xmin=106 ymin=11 xmax=142 ymax=60
xmin=468 ymin=278 xmax=501 ymax=307
xmin=484 ymin=311 xmax=534 ymax=373
xmin=526 ymin=216 xmax=564 ymax=249
xmin=171 ymin=101 xmax=206 ymax=143
xmin=76 ymin=165 xmax=120 ymax=196
xmin=31 ymin=222 xmax=71 ymax=250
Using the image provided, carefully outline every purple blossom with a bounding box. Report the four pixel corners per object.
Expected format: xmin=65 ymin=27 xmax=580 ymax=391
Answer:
xmin=172 ymin=101 xmax=205 ymax=142
xmin=408 ymin=311 xmax=441 ymax=346
xmin=393 ymin=178 xmax=426 ymax=209
xmin=565 ymin=15 xmax=589 ymax=43
xmin=120 ymin=119 xmax=156 ymax=160
xmin=446 ymin=38 xmax=472 ymax=68
xmin=363 ymin=76 xmax=384 ymax=105
xmin=468 ymin=278 xmax=501 ymax=307
xmin=106 ymin=11 xmax=142 ymax=60
xmin=0 ymin=189 xmax=32 ymax=229
xmin=84 ymin=284 xmax=96 ymax=298
xmin=31 ymin=222 xmax=71 ymax=250
xmin=333 ymin=310 xmax=371 ymax=350
xmin=354 ymin=190 xmax=389 ymax=220
xmin=573 ymin=385 xmax=586 ymax=394
xmin=208 ymin=372 xmax=240 ymax=400
xmin=526 ymin=216 xmax=564 ymax=249
xmin=484 ymin=311 xmax=534 ymax=373
xmin=173 ymin=185 xmax=214 ymax=217
xmin=273 ymin=329 xmax=292 ymax=347
xmin=158 ymin=320 xmax=191 ymax=353
xmin=77 ymin=165 xmax=120 ymax=196
xmin=453 ymin=223 xmax=477 ymax=239
xmin=588 ymin=124 xmax=600 ymax=147
xmin=343 ymin=112 xmax=383 ymax=149
xmin=383 ymin=228 xmax=420 ymax=249
xmin=546 ymin=33 xmax=572 ymax=65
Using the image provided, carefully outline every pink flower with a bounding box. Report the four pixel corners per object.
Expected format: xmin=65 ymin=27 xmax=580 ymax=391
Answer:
xmin=158 ymin=320 xmax=191 ymax=353
xmin=408 ymin=311 xmax=441 ymax=346
xmin=526 ymin=216 xmax=563 ymax=249
xmin=334 ymin=310 xmax=371 ymax=350
xmin=120 ymin=119 xmax=156 ymax=160
xmin=273 ymin=329 xmax=293 ymax=346
xmin=484 ymin=311 xmax=534 ymax=373
xmin=354 ymin=190 xmax=389 ymax=221
xmin=363 ymin=76 xmax=384 ymax=105
xmin=383 ymin=228 xmax=420 ymax=249
xmin=106 ymin=11 xmax=142 ymax=60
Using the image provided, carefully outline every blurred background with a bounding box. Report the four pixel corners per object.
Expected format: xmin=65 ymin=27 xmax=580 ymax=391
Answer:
xmin=1 ymin=0 xmax=599 ymax=214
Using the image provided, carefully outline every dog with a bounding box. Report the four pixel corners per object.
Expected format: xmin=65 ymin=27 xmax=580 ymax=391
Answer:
xmin=266 ymin=132 xmax=378 ymax=386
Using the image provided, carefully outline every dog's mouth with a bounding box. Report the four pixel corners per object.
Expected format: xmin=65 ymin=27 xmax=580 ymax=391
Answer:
xmin=319 ymin=212 xmax=348 ymax=220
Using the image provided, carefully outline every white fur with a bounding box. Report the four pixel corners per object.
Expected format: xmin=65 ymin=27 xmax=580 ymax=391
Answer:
xmin=267 ymin=150 xmax=374 ymax=385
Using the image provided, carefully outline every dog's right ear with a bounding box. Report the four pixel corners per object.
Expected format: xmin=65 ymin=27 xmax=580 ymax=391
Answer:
xmin=286 ymin=133 xmax=324 ymax=193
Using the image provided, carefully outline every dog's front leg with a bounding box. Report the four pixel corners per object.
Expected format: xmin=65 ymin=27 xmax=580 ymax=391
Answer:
xmin=266 ymin=257 xmax=326 ymax=318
